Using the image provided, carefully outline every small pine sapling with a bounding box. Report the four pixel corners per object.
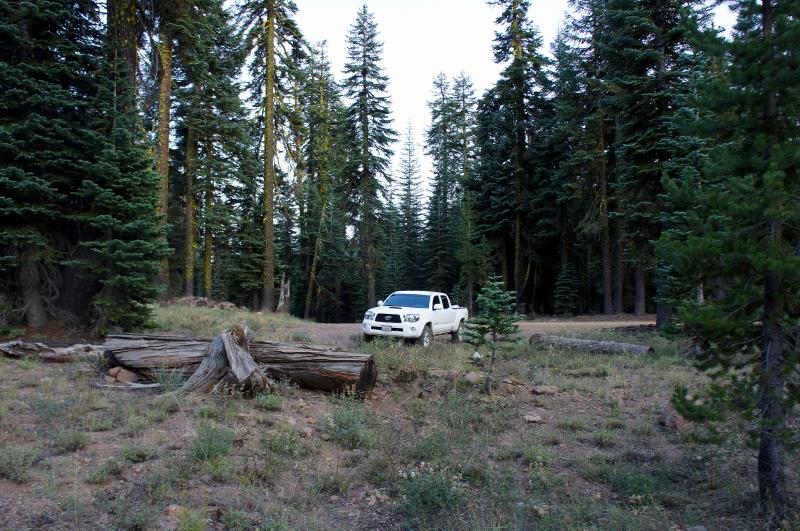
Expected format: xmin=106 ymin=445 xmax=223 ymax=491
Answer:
xmin=463 ymin=275 xmax=522 ymax=393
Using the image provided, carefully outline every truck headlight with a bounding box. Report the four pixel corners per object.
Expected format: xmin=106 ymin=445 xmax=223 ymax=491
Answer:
xmin=364 ymin=311 xmax=374 ymax=321
xmin=404 ymin=314 xmax=420 ymax=323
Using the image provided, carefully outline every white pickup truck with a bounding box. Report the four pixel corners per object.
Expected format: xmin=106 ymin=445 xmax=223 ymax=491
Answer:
xmin=361 ymin=291 xmax=468 ymax=347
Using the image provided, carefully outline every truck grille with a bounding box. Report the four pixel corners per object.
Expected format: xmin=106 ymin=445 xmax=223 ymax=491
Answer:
xmin=375 ymin=313 xmax=402 ymax=323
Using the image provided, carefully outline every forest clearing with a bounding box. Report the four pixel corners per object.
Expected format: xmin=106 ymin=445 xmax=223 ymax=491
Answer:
xmin=1 ymin=0 xmax=798 ymax=528
xmin=1 ymin=303 xmax=797 ymax=530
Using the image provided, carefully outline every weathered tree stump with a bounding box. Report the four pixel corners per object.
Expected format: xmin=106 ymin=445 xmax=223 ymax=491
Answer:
xmin=178 ymin=323 xmax=272 ymax=395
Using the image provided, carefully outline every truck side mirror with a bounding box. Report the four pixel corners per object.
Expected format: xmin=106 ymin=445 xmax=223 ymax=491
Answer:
xmin=433 ymin=303 xmax=443 ymax=311
xmin=377 ymin=300 xmax=383 ymax=306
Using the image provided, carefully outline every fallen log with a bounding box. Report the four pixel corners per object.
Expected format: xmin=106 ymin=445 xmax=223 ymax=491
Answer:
xmin=0 ymin=339 xmax=101 ymax=363
xmin=104 ymin=332 xmax=377 ymax=394
xmin=529 ymin=334 xmax=653 ymax=355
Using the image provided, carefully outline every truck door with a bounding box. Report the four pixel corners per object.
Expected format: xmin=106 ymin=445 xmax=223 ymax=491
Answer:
xmin=431 ymin=295 xmax=448 ymax=334
xmin=440 ymin=295 xmax=455 ymax=331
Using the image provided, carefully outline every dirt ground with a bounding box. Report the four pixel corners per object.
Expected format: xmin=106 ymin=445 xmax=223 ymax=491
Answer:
xmin=1 ymin=308 xmax=796 ymax=530
xmin=289 ymin=314 xmax=656 ymax=346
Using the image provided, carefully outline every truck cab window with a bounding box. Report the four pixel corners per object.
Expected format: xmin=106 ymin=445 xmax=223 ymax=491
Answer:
xmin=441 ymin=295 xmax=450 ymax=309
xmin=432 ymin=295 xmax=441 ymax=309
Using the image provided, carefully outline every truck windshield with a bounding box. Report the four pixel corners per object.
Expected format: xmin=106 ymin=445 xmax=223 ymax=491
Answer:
xmin=383 ymin=294 xmax=430 ymax=308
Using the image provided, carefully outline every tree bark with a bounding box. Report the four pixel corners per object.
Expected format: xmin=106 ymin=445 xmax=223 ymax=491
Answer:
xmin=155 ymin=34 xmax=173 ymax=293
xmin=613 ymin=219 xmax=624 ymax=313
xmin=757 ymin=0 xmax=787 ymax=514
xmin=599 ymin=131 xmax=613 ymax=315
xmin=19 ymin=245 xmax=47 ymax=328
xmin=634 ymin=264 xmax=646 ymax=316
xmin=183 ymin=127 xmax=198 ymax=296
xmin=203 ymin=166 xmax=213 ymax=299
xmin=107 ymin=0 xmax=137 ymax=95
xmin=260 ymin=2 xmax=277 ymax=312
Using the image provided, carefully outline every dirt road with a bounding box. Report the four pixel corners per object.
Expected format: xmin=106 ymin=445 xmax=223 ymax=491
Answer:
xmin=290 ymin=315 xmax=655 ymax=346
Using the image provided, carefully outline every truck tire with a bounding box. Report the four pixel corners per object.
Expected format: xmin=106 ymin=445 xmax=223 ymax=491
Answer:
xmin=363 ymin=334 xmax=374 ymax=343
xmin=417 ymin=325 xmax=432 ymax=348
xmin=451 ymin=320 xmax=464 ymax=343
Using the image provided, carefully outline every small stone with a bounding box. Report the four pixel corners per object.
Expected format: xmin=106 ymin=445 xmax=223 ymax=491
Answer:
xmin=461 ymin=371 xmax=487 ymax=386
xmin=165 ymin=504 xmax=185 ymax=518
xmin=330 ymin=495 xmax=339 ymax=502
xmin=502 ymin=376 xmax=524 ymax=386
xmin=300 ymin=427 xmax=314 ymax=437
xmin=108 ymin=367 xmax=121 ymax=377
xmin=103 ymin=376 xmax=116 ymax=384
xmin=532 ymin=385 xmax=559 ymax=395
xmin=114 ymin=368 xmax=139 ymax=383
xmin=320 ymin=432 xmax=331 ymax=441
xmin=523 ymin=413 xmax=544 ymax=423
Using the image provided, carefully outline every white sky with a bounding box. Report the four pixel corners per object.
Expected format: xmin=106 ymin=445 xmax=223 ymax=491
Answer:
xmin=294 ymin=0 xmax=737 ymax=195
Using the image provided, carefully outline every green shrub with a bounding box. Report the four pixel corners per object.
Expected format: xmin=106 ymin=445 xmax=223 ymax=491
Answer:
xmin=255 ymin=393 xmax=282 ymax=411
xmin=190 ymin=422 xmax=235 ymax=462
xmin=125 ymin=414 xmax=151 ymax=437
xmin=83 ymin=414 xmax=114 ymax=432
xmin=398 ymin=463 xmax=463 ymax=519
xmin=122 ymin=443 xmax=156 ymax=463
xmin=200 ymin=455 xmax=236 ymax=481
xmin=54 ymin=430 xmax=89 ymax=453
xmin=154 ymin=368 xmax=186 ymax=394
xmin=176 ymin=508 xmax=207 ymax=531
xmin=0 ymin=445 xmax=41 ymax=482
xmin=261 ymin=428 xmax=305 ymax=458
xmin=313 ymin=470 xmax=350 ymax=495
xmin=143 ymin=465 xmax=185 ymax=501
xmin=152 ymin=393 xmax=181 ymax=414
xmin=594 ymin=429 xmax=617 ymax=448
xmin=85 ymin=459 xmax=122 ymax=484
xmin=322 ymin=396 xmax=372 ymax=449
xmin=195 ymin=404 xmax=220 ymax=419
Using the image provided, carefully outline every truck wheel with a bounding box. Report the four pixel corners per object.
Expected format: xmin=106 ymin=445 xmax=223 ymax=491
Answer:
xmin=417 ymin=325 xmax=432 ymax=348
xmin=451 ymin=320 xmax=464 ymax=343
xmin=363 ymin=334 xmax=374 ymax=343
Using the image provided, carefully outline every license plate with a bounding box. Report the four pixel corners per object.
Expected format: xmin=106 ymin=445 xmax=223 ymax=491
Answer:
xmin=381 ymin=325 xmax=392 ymax=332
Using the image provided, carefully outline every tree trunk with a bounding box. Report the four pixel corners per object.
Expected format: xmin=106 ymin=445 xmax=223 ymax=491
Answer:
xmin=19 ymin=245 xmax=47 ymax=328
xmin=107 ymin=0 xmax=137 ymax=96
xmin=203 ymin=169 xmax=213 ymax=299
xmin=756 ymin=0 xmax=786 ymax=514
xmin=613 ymin=219 xmax=624 ymax=313
xmin=304 ymin=201 xmax=327 ymax=319
xmin=599 ymin=130 xmax=613 ymax=315
xmin=103 ymin=333 xmax=378 ymax=394
xmin=155 ymin=34 xmax=173 ymax=293
xmin=260 ymin=3 xmax=276 ymax=312
xmin=183 ymin=127 xmax=198 ymax=296
xmin=634 ymin=264 xmax=646 ymax=316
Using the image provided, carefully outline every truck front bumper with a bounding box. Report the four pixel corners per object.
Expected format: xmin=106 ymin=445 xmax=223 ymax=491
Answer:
xmin=362 ymin=320 xmax=421 ymax=339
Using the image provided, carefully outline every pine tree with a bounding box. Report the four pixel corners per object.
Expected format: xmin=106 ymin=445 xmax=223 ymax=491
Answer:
xmin=474 ymin=0 xmax=550 ymax=311
xmin=240 ymin=0 xmax=303 ymax=311
xmin=463 ymin=275 xmax=522 ymax=394
xmin=424 ymin=73 xmax=460 ymax=292
xmin=397 ymin=124 xmax=424 ymax=287
xmin=341 ymin=4 xmax=396 ymax=308
xmin=0 ymin=0 xmax=167 ymax=330
xmin=659 ymin=0 xmax=800 ymax=514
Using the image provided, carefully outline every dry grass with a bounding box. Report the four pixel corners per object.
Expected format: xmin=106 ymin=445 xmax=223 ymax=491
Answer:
xmin=0 ymin=303 xmax=797 ymax=529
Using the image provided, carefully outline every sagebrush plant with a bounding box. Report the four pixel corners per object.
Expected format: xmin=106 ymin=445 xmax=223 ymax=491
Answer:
xmin=0 ymin=445 xmax=41 ymax=482
xmin=322 ymin=393 xmax=373 ymax=449
xmin=398 ymin=462 xmax=464 ymax=519
xmin=190 ymin=422 xmax=236 ymax=462
xmin=463 ymin=275 xmax=522 ymax=393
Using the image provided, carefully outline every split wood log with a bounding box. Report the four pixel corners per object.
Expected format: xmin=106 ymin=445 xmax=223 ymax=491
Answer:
xmin=103 ymin=332 xmax=377 ymax=394
xmin=178 ymin=323 xmax=271 ymax=395
xmin=529 ymin=334 xmax=654 ymax=355
xmin=0 ymin=340 xmax=78 ymax=363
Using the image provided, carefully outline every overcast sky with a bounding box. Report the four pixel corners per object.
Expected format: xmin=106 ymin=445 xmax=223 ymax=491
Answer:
xmin=294 ymin=0 xmax=736 ymax=194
